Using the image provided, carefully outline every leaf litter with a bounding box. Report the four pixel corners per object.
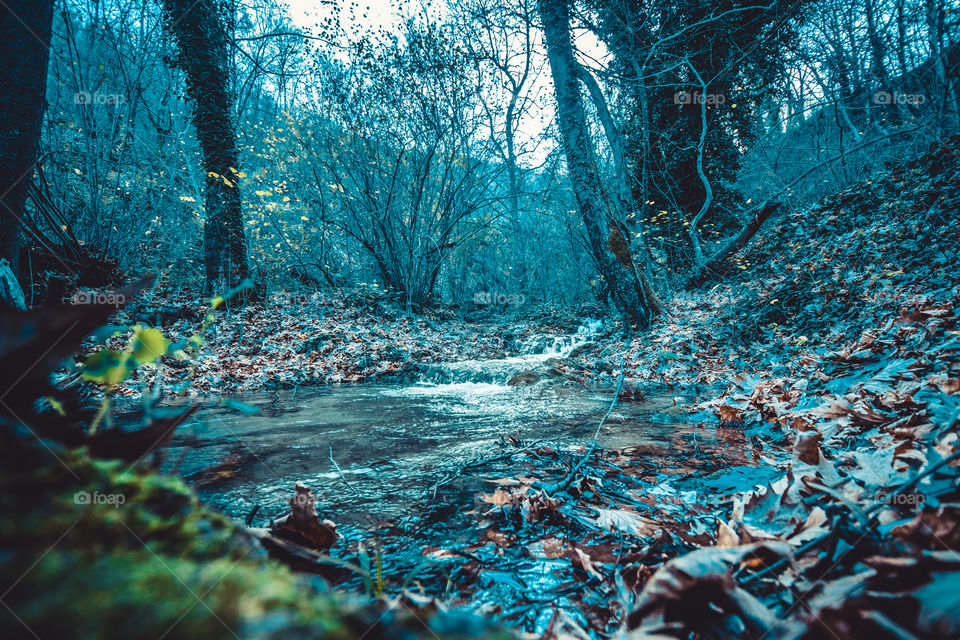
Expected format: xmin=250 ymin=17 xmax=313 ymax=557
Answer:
xmin=118 ymin=138 xmax=960 ymax=638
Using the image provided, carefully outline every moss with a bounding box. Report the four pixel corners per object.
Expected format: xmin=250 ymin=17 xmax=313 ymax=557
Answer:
xmin=1 ymin=550 xmax=374 ymax=640
xmin=0 ymin=449 xmax=243 ymax=561
xmin=0 ymin=446 xmax=511 ymax=639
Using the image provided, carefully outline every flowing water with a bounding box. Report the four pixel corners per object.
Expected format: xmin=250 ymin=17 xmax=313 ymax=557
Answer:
xmin=161 ymin=321 xmax=771 ymax=594
xmin=167 ymin=383 xmax=698 ymax=525
xmin=165 ymin=322 xmax=648 ymax=523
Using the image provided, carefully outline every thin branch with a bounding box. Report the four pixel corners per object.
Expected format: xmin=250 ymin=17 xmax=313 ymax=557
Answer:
xmin=329 ymin=446 xmax=361 ymax=496
xmin=547 ymin=358 xmax=626 ymax=493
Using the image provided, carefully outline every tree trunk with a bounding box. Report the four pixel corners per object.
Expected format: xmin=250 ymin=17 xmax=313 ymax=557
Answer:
xmin=538 ymin=0 xmax=656 ymax=328
xmin=163 ymin=0 xmax=249 ymax=295
xmin=864 ymin=0 xmax=887 ymax=87
xmin=685 ymin=202 xmax=782 ymax=290
xmin=926 ymin=0 xmax=958 ymax=133
xmin=0 ymin=0 xmax=54 ymax=294
xmin=578 ymin=66 xmax=661 ymax=314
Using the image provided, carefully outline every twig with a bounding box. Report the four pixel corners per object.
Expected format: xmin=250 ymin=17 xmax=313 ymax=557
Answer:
xmin=545 ymin=358 xmax=626 ymax=493
xmin=329 ymin=446 xmax=361 ymax=496
xmin=427 ymin=443 xmax=543 ymax=500
xmin=462 ymin=441 xmax=543 ymax=470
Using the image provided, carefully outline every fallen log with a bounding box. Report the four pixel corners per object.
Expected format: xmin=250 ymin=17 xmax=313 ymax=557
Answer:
xmin=685 ymin=201 xmax=782 ymax=290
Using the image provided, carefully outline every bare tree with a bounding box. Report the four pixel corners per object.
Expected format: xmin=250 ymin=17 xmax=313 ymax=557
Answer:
xmin=539 ymin=0 xmax=657 ymax=327
xmin=299 ymin=19 xmax=507 ymax=309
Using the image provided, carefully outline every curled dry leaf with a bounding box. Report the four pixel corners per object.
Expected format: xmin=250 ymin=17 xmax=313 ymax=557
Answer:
xmin=628 ymin=542 xmax=794 ymax=636
xmin=715 ymin=404 xmax=744 ymax=425
xmin=717 ymin=520 xmax=740 ymax=547
xmin=594 ymin=507 xmax=660 ymax=538
xmin=271 ymin=482 xmax=339 ymax=551
xmin=574 ymin=547 xmax=604 ymax=581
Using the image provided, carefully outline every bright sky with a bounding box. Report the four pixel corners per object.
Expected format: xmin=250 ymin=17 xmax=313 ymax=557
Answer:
xmin=277 ymin=0 xmax=606 ymax=165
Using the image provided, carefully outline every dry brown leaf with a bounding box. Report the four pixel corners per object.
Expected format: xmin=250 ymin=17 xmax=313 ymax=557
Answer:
xmin=794 ymin=429 xmax=822 ymax=465
xmin=486 ymin=529 xmax=511 ymax=547
xmin=715 ymin=404 xmax=744 ymax=425
xmin=480 ymin=489 xmax=514 ymax=506
xmin=594 ymin=508 xmax=660 ymax=538
xmin=934 ymin=376 xmax=960 ymax=394
xmin=717 ymin=520 xmax=739 ymax=547
xmin=542 ymin=538 xmax=565 ymax=559
xmin=271 ymin=482 xmax=339 ymax=551
xmin=574 ymin=547 xmax=604 ymax=580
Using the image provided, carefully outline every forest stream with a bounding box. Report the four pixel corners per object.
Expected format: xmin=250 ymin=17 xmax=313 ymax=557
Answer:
xmin=5 ymin=0 xmax=960 ymax=635
xmin=155 ymin=323 xmax=784 ymax=631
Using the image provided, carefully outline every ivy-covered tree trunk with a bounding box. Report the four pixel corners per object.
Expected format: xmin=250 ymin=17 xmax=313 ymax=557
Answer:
xmin=538 ymin=0 xmax=655 ymax=328
xmin=162 ymin=0 xmax=248 ymax=294
xmin=0 ymin=0 xmax=54 ymax=296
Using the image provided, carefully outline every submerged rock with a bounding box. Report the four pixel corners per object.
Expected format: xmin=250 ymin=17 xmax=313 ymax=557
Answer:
xmin=508 ymin=370 xmax=539 ymax=386
xmin=567 ymin=341 xmax=595 ymax=358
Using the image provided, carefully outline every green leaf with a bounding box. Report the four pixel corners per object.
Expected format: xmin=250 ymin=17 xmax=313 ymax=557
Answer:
xmin=43 ymin=396 xmax=66 ymax=416
xmin=130 ymin=326 xmax=170 ymax=365
xmin=82 ymin=349 xmax=132 ymax=386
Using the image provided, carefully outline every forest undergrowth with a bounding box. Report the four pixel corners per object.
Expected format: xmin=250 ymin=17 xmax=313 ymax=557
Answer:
xmin=3 ymin=139 xmax=960 ymax=639
xmin=430 ymin=136 xmax=960 ymax=638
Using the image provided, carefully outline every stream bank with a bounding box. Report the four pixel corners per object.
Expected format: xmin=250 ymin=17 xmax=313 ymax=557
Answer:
xmin=160 ymin=139 xmax=960 ymax=637
xmin=159 ymin=323 xmax=787 ymax=636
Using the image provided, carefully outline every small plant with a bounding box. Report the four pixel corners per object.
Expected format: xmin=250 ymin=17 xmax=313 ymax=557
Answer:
xmin=79 ymin=279 xmax=254 ymax=431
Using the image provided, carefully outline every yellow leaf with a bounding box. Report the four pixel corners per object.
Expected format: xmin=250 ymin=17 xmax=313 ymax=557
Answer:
xmin=130 ymin=326 xmax=170 ymax=365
